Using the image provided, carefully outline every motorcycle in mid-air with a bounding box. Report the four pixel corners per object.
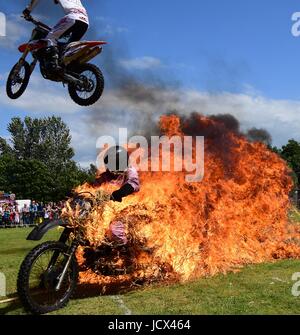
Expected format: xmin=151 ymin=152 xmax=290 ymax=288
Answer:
xmin=6 ymin=15 xmax=106 ymax=106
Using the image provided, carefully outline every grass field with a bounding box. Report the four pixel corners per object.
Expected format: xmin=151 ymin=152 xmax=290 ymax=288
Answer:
xmin=1 ymin=227 xmax=300 ymax=315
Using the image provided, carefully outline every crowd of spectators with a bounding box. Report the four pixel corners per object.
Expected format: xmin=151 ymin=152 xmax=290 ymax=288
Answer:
xmin=0 ymin=201 xmax=65 ymax=228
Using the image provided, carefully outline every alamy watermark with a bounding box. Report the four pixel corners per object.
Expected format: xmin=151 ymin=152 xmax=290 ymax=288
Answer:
xmin=292 ymin=272 xmax=300 ymax=297
xmin=291 ymin=12 xmax=300 ymax=37
xmin=0 ymin=12 xmax=6 ymax=37
xmin=96 ymin=128 xmax=205 ymax=183
xmin=0 ymin=272 xmax=6 ymax=297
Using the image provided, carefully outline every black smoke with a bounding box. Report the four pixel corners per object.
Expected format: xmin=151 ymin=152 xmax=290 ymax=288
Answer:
xmin=246 ymin=128 xmax=272 ymax=146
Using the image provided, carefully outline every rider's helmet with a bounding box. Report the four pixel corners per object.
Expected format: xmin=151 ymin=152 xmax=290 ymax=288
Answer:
xmin=104 ymin=146 xmax=129 ymax=173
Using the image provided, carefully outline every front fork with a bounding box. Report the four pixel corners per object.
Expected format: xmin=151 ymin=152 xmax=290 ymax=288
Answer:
xmin=55 ymin=241 xmax=79 ymax=291
xmin=12 ymin=48 xmax=37 ymax=76
xmin=45 ymin=228 xmax=78 ymax=291
xmin=29 ymin=58 xmax=37 ymax=74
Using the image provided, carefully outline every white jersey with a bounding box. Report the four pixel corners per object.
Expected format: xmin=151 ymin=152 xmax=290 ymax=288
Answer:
xmin=28 ymin=0 xmax=89 ymax=25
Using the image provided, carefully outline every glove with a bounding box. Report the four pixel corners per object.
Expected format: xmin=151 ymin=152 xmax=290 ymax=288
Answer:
xmin=22 ymin=8 xmax=31 ymax=18
xmin=111 ymin=184 xmax=135 ymax=203
xmin=110 ymin=193 xmax=122 ymax=203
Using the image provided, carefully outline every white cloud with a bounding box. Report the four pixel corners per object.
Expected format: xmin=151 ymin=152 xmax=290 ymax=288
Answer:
xmin=95 ymin=16 xmax=129 ymax=35
xmin=102 ymin=23 xmax=128 ymax=35
xmin=120 ymin=57 xmax=163 ymax=70
xmin=70 ymin=120 xmax=99 ymax=167
xmin=0 ymin=73 xmax=81 ymax=114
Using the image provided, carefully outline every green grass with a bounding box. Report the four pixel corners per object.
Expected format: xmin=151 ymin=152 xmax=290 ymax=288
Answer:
xmin=1 ymin=228 xmax=300 ymax=315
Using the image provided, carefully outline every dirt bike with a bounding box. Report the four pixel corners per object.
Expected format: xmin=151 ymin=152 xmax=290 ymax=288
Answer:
xmin=17 ymin=192 xmax=153 ymax=315
xmin=6 ymin=15 xmax=106 ymax=106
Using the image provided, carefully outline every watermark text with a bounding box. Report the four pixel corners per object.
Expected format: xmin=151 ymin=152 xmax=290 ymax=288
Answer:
xmin=96 ymin=128 xmax=205 ymax=183
xmin=291 ymin=12 xmax=300 ymax=37
xmin=0 ymin=272 xmax=6 ymax=297
xmin=292 ymin=272 xmax=300 ymax=297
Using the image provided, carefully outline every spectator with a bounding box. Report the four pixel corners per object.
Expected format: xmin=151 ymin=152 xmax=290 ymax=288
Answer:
xmin=22 ymin=204 xmax=30 ymax=226
xmin=3 ymin=206 xmax=10 ymax=226
xmin=14 ymin=206 xmax=20 ymax=226
xmin=30 ymin=200 xmax=38 ymax=225
xmin=9 ymin=209 xmax=15 ymax=226
xmin=44 ymin=207 xmax=50 ymax=222
xmin=0 ymin=201 xmax=66 ymax=228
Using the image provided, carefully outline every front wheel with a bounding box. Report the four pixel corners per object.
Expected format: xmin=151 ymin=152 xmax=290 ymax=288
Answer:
xmin=68 ymin=63 xmax=104 ymax=106
xmin=17 ymin=241 xmax=78 ymax=315
xmin=6 ymin=61 xmax=31 ymax=99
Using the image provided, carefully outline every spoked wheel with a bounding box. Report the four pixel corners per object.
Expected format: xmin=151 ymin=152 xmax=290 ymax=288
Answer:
xmin=68 ymin=63 xmax=104 ymax=106
xmin=17 ymin=242 xmax=78 ymax=315
xmin=6 ymin=61 xmax=31 ymax=99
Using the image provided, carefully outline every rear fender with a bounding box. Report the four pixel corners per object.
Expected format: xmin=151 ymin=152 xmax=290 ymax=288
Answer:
xmin=63 ymin=41 xmax=107 ymax=65
xmin=79 ymin=47 xmax=102 ymax=65
xmin=27 ymin=219 xmax=67 ymax=241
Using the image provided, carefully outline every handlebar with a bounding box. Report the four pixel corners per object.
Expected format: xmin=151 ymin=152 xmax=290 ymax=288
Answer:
xmin=72 ymin=191 xmax=112 ymax=206
xmin=21 ymin=14 xmax=51 ymax=31
xmin=76 ymin=192 xmax=96 ymax=199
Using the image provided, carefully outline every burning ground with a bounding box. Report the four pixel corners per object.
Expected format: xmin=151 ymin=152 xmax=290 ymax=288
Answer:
xmin=70 ymin=113 xmax=300 ymax=292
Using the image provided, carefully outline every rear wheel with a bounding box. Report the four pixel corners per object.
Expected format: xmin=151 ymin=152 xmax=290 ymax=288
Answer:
xmin=6 ymin=61 xmax=31 ymax=99
xmin=68 ymin=63 xmax=104 ymax=106
xmin=17 ymin=241 xmax=78 ymax=315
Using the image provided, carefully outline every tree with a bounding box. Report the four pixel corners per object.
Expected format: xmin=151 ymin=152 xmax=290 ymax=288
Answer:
xmin=0 ymin=138 xmax=12 ymax=155
xmin=0 ymin=116 xmax=97 ymax=202
xmin=0 ymin=156 xmax=54 ymax=201
xmin=6 ymin=116 xmax=74 ymax=168
xmin=0 ymin=154 xmax=14 ymax=191
xmin=86 ymin=164 xmax=97 ymax=183
xmin=280 ymin=140 xmax=300 ymax=187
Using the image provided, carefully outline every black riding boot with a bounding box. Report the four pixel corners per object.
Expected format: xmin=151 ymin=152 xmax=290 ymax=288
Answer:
xmin=45 ymin=46 xmax=60 ymax=72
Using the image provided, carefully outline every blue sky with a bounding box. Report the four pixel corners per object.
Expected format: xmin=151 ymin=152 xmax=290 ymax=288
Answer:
xmin=1 ymin=0 xmax=300 ymax=165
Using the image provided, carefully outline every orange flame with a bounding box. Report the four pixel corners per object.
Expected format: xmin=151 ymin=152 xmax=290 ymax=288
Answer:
xmin=75 ymin=114 xmax=300 ymax=289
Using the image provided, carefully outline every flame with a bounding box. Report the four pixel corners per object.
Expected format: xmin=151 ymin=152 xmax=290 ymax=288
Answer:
xmin=73 ymin=114 xmax=300 ymax=291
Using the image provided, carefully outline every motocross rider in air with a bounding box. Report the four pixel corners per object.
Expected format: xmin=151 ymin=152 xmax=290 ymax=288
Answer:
xmin=93 ymin=146 xmax=140 ymax=246
xmin=23 ymin=0 xmax=89 ymax=71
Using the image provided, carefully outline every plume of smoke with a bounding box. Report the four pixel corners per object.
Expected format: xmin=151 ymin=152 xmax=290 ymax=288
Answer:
xmin=180 ymin=112 xmax=241 ymax=178
xmin=210 ymin=114 xmax=241 ymax=135
xmin=246 ymin=128 xmax=272 ymax=146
